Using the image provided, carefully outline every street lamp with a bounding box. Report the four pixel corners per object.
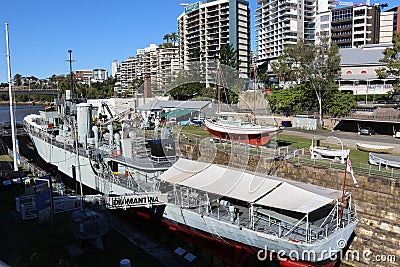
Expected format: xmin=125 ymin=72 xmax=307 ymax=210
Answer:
xmin=328 ymin=136 xmax=345 ymax=164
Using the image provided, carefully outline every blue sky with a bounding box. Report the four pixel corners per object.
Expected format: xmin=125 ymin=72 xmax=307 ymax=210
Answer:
xmin=0 ymin=0 xmax=398 ymax=81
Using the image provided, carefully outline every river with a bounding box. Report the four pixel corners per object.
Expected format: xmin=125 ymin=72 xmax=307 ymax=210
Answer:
xmin=0 ymin=103 xmax=44 ymax=124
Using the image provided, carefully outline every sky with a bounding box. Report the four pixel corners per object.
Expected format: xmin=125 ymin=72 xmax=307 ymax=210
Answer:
xmin=0 ymin=0 xmax=398 ymax=81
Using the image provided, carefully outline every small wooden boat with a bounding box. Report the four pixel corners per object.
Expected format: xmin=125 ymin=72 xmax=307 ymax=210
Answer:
xmin=310 ymin=146 xmax=350 ymax=162
xmin=356 ymin=143 xmax=394 ymax=154
xmin=204 ymin=118 xmax=282 ymax=146
xmin=369 ymin=153 xmax=400 ymax=169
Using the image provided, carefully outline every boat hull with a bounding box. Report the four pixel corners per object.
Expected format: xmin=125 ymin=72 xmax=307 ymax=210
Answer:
xmin=162 ymin=204 xmax=356 ymax=265
xmin=369 ymin=152 xmax=400 ymax=168
xmin=130 ymin=207 xmax=341 ymax=267
xmin=310 ymin=146 xmax=350 ymax=161
xmin=356 ymin=143 xmax=394 ymax=154
xmin=206 ymin=126 xmax=271 ymax=146
xmin=29 ymin=133 xmax=133 ymax=196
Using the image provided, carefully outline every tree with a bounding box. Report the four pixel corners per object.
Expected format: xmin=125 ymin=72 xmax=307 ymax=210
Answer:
xmin=163 ymin=34 xmax=171 ymax=44
xmin=271 ymin=36 xmax=341 ymax=126
xmin=131 ymin=78 xmax=144 ymax=89
xmin=167 ymin=82 xmax=206 ymax=100
xmin=170 ymin=32 xmax=178 ymax=46
xmin=323 ymin=88 xmax=356 ymax=117
xmin=13 ymin=74 xmax=22 ymax=86
xmin=267 ymin=84 xmax=312 ymax=116
xmin=308 ymin=36 xmax=341 ymax=126
xmin=376 ymin=31 xmax=400 ymax=96
xmin=219 ymin=44 xmax=241 ymax=69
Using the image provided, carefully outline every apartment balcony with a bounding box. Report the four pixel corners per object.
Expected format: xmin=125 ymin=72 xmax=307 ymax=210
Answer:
xmin=353 ymin=37 xmax=365 ymax=42
xmin=354 ymin=22 xmax=366 ymax=27
xmin=331 ymin=26 xmax=352 ymax=32
xmin=206 ymin=12 xmax=220 ymax=19
xmin=332 ymin=38 xmax=352 ymax=44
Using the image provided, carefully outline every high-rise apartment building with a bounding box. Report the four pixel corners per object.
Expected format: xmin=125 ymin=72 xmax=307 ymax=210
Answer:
xmin=117 ymin=45 xmax=179 ymax=92
xmin=119 ymin=57 xmax=137 ymax=89
xmin=380 ymin=6 xmax=400 ymax=43
xmin=332 ymin=5 xmax=380 ymax=48
xmin=111 ymin=61 xmax=120 ymax=78
xmin=178 ymin=0 xmax=250 ymax=77
xmin=157 ymin=47 xmax=180 ymax=90
xmin=315 ymin=4 xmax=381 ymax=49
xmin=256 ymin=0 xmax=332 ymax=65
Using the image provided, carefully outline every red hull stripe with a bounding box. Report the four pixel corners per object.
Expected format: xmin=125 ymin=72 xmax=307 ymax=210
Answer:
xmin=206 ymin=127 xmax=271 ymax=146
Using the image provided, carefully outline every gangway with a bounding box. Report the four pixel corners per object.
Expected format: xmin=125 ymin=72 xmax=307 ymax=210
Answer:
xmin=15 ymin=192 xmax=166 ymax=220
xmin=15 ymin=195 xmax=83 ymax=220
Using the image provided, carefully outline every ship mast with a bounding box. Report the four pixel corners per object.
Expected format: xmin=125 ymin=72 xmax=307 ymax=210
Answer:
xmin=67 ymin=49 xmax=75 ymax=99
xmin=217 ymin=61 xmax=221 ymax=114
xmin=253 ymin=63 xmax=257 ymax=124
xmin=5 ymin=23 xmax=18 ymax=171
xmin=68 ymin=49 xmax=84 ymax=210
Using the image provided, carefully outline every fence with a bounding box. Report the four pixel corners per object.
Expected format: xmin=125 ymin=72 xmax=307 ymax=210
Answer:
xmin=5 ymin=146 xmax=46 ymax=177
xmin=290 ymin=156 xmax=400 ymax=179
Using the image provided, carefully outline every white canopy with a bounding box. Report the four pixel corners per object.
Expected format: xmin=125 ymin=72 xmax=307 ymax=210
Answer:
xmin=160 ymin=159 xmax=341 ymax=214
xmin=160 ymin=158 xmax=281 ymax=202
xmin=254 ymin=182 xmax=336 ymax=214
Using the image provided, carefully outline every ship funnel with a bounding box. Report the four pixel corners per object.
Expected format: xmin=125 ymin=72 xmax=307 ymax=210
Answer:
xmin=107 ymin=125 xmax=114 ymax=146
xmin=66 ymin=90 xmax=72 ymax=101
xmin=121 ymin=123 xmax=129 ymax=138
xmin=92 ymin=125 xmax=99 ymax=148
xmin=76 ymin=103 xmax=93 ymax=145
xmin=114 ymin=133 xmax=120 ymax=150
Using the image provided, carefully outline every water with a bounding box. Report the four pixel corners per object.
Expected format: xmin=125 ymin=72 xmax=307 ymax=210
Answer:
xmin=0 ymin=103 xmax=44 ymax=124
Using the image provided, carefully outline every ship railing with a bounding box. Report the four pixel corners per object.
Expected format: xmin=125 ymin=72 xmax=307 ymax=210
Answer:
xmin=253 ymin=208 xmax=345 ymax=243
xmin=151 ymin=155 xmax=179 ymax=163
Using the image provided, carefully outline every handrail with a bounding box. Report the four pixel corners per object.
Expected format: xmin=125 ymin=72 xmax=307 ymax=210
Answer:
xmin=291 ymin=156 xmax=400 ymax=179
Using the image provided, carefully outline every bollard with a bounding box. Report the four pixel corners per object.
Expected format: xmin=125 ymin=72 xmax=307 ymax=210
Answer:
xmin=120 ymin=259 xmax=130 ymax=267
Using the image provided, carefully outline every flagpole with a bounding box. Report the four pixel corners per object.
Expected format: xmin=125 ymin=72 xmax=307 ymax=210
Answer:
xmin=5 ymin=23 xmax=18 ymax=171
xmin=340 ymin=155 xmax=348 ymax=222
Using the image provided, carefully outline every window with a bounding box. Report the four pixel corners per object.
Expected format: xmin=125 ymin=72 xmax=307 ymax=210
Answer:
xmin=321 ymin=15 xmax=329 ymax=22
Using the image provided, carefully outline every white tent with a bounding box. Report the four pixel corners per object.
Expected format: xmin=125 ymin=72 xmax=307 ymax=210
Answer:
xmin=159 ymin=158 xmax=341 ymax=214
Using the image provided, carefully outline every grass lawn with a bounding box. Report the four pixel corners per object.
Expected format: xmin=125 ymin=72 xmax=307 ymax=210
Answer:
xmin=178 ymin=126 xmax=372 ymax=168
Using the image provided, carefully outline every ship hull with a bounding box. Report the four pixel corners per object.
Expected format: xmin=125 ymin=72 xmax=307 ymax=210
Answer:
xmin=29 ymin=132 xmax=356 ymax=267
xmin=29 ymin=133 xmax=132 ymax=196
xmin=129 ymin=207 xmax=340 ymax=267
xmin=162 ymin=204 xmax=355 ymax=266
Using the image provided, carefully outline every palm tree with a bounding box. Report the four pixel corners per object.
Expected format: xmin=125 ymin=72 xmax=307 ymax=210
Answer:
xmin=163 ymin=34 xmax=171 ymax=44
xmin=170 ymin=32 xmax=178 ymax=46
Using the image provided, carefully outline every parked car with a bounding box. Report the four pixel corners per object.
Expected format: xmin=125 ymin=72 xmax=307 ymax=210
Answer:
xmin=359 ymin=127 xmax=376 ymax=135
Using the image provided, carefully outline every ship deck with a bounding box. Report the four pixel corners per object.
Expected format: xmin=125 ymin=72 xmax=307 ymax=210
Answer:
xmin=163 ymin=186 xmax=355 ymax=244
xmin=29 ymin=130 xmax=176 ymax=172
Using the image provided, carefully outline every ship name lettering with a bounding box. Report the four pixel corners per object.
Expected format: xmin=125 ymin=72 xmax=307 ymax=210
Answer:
xmin=147 ymin=196 xmax=159 ymax=203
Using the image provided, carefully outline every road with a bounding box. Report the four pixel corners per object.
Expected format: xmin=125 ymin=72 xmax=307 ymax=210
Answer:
xmin=281 ymin=128 xmax=400 ymax=150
